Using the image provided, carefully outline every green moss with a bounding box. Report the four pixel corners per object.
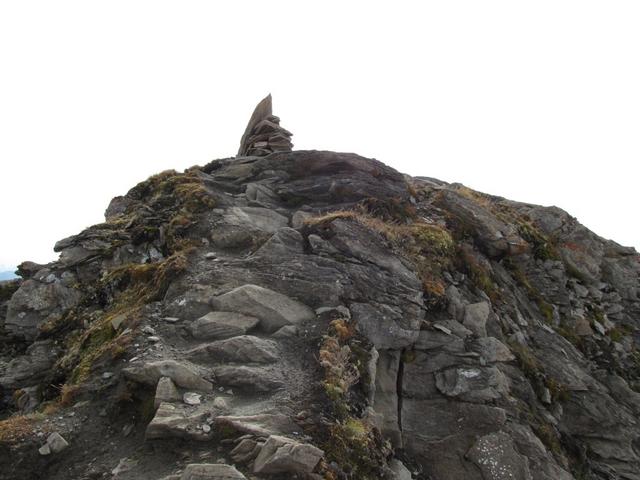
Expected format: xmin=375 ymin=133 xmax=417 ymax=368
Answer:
xmin=516 ymin=221 xmax=559 ymax=261
xmin=322 ymin=419 xmax=388 ymax=479
xmin=456 ymin=247 xmax=501 ymax=303
xmin=532 ymin=421 xmax=563 ymax=457
xmin=504 ymin=259 xmax=554 ymax=323
xmin=557 ymin=324 xmax=582 ymax=347
xmin=509 ymin=341 xmax=542 ymax=380
xmin=401 ymin=349 xmax=417 ymax=364
xmin=545 ymin=377 xmax=570 ymax=402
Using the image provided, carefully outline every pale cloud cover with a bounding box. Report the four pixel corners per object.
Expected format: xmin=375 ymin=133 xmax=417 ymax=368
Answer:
xmin=1 ymin=1 xmax=638 ymax=269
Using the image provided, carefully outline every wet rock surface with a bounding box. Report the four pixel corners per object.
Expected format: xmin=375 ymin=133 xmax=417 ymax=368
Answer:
xmin=1 ymin=99 xmax=639 ymax=480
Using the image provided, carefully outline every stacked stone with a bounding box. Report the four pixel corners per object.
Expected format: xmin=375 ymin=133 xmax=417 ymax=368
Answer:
xmin=237 ymin=94 xmax=293 ymax=157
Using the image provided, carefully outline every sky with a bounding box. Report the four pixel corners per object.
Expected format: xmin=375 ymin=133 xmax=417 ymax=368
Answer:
xmin=0 ymin=1 xmax=638 ymax=271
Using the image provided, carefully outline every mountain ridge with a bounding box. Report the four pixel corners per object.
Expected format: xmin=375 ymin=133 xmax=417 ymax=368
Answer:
xmin=0 ymin=98 xmax=639 ymax=480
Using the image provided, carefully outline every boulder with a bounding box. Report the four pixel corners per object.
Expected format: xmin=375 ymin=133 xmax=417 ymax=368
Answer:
xmin=38 ymin=432 xmax=69 ymax=455
xmin=210 ymin=285 xmax=314 ymax=333
xmin=186 ymin=336 xmax=278 ymax=364
xmin=123 ymin=360 xmax=213 ymax=392
xmin=188 ymin=312 xmax=260 ymax=340
xmin=253 ymin=435 xmax=323 ymax=475
xmin=146 ymin=403 xmax=212 ymax=441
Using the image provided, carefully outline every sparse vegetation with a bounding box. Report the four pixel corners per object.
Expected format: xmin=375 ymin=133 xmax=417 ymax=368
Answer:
xmin=306 ymin=204 xmax=455 ymax=308
xmin=0 ymin=413 xmax=47 ymax=444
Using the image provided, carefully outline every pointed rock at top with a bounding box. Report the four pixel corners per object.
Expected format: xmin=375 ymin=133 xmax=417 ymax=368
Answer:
xmin=238 ymin=94 xmax=293 ymax=157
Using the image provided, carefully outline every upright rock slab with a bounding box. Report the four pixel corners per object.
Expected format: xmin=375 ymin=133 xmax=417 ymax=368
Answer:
xmin=237 ymin=94 xmax=293 ymax=157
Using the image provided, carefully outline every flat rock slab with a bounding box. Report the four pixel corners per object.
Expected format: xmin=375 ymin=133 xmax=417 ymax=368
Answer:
xmin=253 ymin=435 xmax=323 ymax=475
xmin=213 ymin=365 xmax=283 ymax=392
xmin=123 ymin=360 xmax=213 ymax=392
xmin=214 ymin=414 xmax=297 ymax=437
xmin=186 ymin=335 xmax=279 ymax=364
xmin=222 ymin=206 xmax=288 ymax=234
xmin=146 ymin=403 xmax=212 ymax=441
xmin=188 ymin=312 xmax=260 ymax=340
xmin=466 ymin=431 xmax=533 ymax=480
xmin=210 ymin=284 xmax=314 ymax=333
xmin=180 ymin=463 xmax=247 ymax=480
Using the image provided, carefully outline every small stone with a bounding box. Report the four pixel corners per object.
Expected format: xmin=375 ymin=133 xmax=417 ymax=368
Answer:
xmin=183 ymin=392 xmax=202 ymax=405
xmin=46 ymin=432 xmax=69 ymax=453
xmin=38 ymin=444 xmax=51 ymax=456
xmin=205 ymin=252 xmax=217 ymax=259
xmin=102 ymin=372 xmax=114 ymax=379
xmin=213 ymin=397 xmax=228 ymax=410
xmin=111 ymin=314 xmax=127 ymax=331
xmin=163 ymin=317 xmax=180 ymax=323
xmin=148 ymin=336 xmax=161 ymax=342
xmin=142 ymin=326 xmax=156 ymax=335
xmin=202 ymin=424 xmax=211 ymax=433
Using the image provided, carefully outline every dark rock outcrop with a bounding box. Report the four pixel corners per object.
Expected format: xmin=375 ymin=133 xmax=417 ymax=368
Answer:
xmin=0 ymin=102 xmax=639 ymax=480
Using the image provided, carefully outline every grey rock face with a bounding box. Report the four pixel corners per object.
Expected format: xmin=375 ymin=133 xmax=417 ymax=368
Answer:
xmin=466 ymin=431 xmax=533 ymax=480
xmin=5 ymin=277 xmax=81 ymax=339
xmin=0 ymin=340 xmax=60 ymax=391
xmin=463 ymin=301 xmax=491 ymax=337
xmin=221 ymin=207 xmax=288 ymax=234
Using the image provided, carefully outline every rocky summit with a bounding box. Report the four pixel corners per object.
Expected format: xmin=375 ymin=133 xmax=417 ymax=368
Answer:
xmin=1 ymin=98 xmax=639 ymax=480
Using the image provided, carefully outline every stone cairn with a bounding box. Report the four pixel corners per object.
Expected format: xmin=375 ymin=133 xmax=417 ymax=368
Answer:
xmin=237 ymin=94 xmax=293 ymax=157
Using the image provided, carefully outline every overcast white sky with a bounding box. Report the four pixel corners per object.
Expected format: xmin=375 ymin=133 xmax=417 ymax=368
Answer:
xmin=0 ymin=1 xmax=638 ymax=271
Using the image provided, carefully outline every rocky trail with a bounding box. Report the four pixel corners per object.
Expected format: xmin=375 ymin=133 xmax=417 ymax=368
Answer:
xmin=1 ymin=96 xmax=639 ymax=480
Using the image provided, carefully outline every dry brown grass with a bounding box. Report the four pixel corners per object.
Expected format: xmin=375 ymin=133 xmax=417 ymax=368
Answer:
xmin=0 ymin=413 xmax=46 ymax=444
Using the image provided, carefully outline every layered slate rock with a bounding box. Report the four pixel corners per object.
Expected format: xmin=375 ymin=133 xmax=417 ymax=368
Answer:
xmin=123 ymin=360 xmax=213 ymax=392
xmin=188 ymin=312 xmax=260 ymax=340
xmin=210 ymin=284 xmax=315 ymax=333
xmin=186 ymin=335 xmax=278 ymax=364
xmin=237 ymin=94 xmax=293 ymax=157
